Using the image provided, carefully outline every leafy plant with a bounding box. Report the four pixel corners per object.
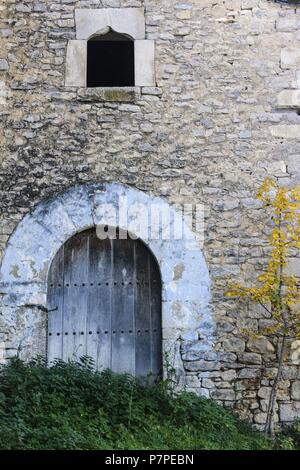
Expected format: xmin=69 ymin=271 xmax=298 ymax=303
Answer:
xmin=227 ymin=178 xmax=300 ymax=435
xmin=0 ymin=357 xmax=281 ymax=450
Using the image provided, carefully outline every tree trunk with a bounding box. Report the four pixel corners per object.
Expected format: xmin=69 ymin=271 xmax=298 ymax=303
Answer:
xmin=264 ymin=334 xmax=286 ymax=436
xmin=264 ymin=212 xmax=288 ymax=435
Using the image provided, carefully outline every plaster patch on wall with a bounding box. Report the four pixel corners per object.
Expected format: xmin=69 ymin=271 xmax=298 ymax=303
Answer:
xmin=173 ymin=262 xmax=185 ymax=281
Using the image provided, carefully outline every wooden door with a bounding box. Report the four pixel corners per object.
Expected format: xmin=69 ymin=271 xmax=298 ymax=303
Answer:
xmin=47 ymin=228 xmax=162 ymax=378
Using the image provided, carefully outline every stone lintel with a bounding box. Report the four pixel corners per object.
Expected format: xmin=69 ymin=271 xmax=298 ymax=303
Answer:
xmin=75 ymin=8 xmax=145 ymax=40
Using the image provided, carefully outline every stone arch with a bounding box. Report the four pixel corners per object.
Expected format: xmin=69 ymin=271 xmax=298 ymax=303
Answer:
xmin=0 ymin=183 xmax=213 ymax=379
xmin=87 ymin=27 xmax=134 ymax=42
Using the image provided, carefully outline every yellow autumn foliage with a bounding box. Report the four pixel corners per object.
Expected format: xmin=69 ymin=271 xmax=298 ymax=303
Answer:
xmin=227 ymin=178 xmax=300 ymax=339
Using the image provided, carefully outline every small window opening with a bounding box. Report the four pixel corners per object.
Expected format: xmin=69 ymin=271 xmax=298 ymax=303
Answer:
xmin=87 ymin=30 xmax=135 ymax=87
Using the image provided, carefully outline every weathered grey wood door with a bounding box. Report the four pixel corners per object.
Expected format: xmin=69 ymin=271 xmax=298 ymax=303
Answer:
xmin=47 ymin=228 xmax=162 ymax=378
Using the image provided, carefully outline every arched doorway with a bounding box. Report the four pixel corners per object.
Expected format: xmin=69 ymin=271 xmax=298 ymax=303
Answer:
xmin=0 ymin=182 xmax=212 ymax=381
xmin=47 ymin=227 xmax=162 ymax=378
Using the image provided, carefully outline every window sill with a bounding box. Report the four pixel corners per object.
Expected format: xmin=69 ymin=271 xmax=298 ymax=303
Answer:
xmin=76 ymin=87 xmax=140 ymax=103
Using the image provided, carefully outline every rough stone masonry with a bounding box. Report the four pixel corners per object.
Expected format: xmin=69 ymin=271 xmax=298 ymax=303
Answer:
xmin=0 ymin=0 xmax=300 ymax=429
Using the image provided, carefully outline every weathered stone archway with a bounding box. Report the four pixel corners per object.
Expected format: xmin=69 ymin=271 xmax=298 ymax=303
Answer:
xmin=0 ymin=183 xmax=213 ymax=381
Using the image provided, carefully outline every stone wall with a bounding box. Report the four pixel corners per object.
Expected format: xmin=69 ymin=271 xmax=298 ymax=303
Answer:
xmin=0 ymin=0 xmax=300 ymax=428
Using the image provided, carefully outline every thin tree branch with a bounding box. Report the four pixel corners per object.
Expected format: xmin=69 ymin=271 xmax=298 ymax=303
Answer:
xmin=258 ymin=300 xmax=272 ymax=316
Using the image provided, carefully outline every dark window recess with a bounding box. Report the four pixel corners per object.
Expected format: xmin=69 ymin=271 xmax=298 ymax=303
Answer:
xmin=87 ymin=32 xmax=135 ymax=87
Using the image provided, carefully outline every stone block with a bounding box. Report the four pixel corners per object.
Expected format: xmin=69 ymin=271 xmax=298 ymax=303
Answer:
xmin=211 ymin=389 xmax=235 ymax=401
xmin=281 ymin=49 xmax=300 ymax=70
xmin=175 ymin=3 xmax=193 ymax=9
xmin=65 ymin=40 xmax=87 ymax=87
xmin=247 ymin=337 xmax=275 ymax=354
xmin=257 ymin=387 xmax=271 ymax=399
xmin=238 ymin=353 xmax=262 ymax=365
xmin=202 ymin=378 xmax=214 ymax=389
xmin=286 ymin=258 xmax=300 ymax=277
xmin=288 ymin=155 xmax=300 ymax=176
xmin=270 ymin=125 xmax=300 ymax=139
xmin=221 ymin=370 xmax=237 ymax=381
xmin=176 ymin=10 xmax=191 ymax=20
xmin=277 ymin=90 xmax=300 ymax=108
xmin=254 ymin=412 xmax=267 ymax=424
xmin=276 ymin=18 xmax=300 ymax=32
xmin=184 ymin=360 xmax=221 ymax=372
xmin=16 ymin=4 xmax=31 ymax=12
xmin=238 ymin=368 xmax=261 ymax=379
xmin=0 ymin=59 xmax=9 ymax=71
xmin=33 ymin=4 xmax=47 ymax=12
xmin=186 ymin=387 xmax=210 ymax=398
xmin=135 ymin=40 xmax=155 ymax=86
xmin=223 ymin=337 xmax=245 ymax=353
xmin=291 ymin=381 xmax=300 ymax=400
xmin=185 ymin=375 xmax=200 ymax=387
xmin=267 ymin=160 xmax=287 ymax=176
xmin=291 ymin=340 xmax=300 ymax=365
xmin=280 ymin=402 xmax=300 ymax=422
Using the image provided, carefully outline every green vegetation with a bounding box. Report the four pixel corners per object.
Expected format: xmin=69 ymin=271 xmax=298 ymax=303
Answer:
xmin=0 ymin=358 xmax=298 ymax=450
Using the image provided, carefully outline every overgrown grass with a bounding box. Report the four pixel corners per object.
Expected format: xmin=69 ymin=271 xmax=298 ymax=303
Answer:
xmin=0 ymin=357 xmax=298 ymax=450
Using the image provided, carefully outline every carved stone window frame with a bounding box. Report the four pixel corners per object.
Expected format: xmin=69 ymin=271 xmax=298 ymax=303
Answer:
xmin=65 ymin=8 xmax=155 ymax=88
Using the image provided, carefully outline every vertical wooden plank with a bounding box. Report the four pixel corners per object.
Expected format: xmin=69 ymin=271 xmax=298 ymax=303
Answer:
xmin=47 ymin=245 xmax=64 ymax=364
xmin=149 ymin=256 xmax=162 ymax=379
xmin=86 ymin=232 xmax=112 ymax=371
xmin=62 ymin=231 xmax=89 ymax=362
xmin=111 ymin=237 xmax=135 ymax=375
xmin=135 ymin=242 xmax=152 ymax=377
